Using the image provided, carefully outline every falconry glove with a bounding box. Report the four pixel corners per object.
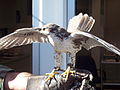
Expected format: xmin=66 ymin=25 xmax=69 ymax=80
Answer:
xmin=27 ymin=70 xmax=95 ymax=90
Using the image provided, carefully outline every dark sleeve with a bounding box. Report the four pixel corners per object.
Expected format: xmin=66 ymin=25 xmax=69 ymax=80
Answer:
xmin=0 ymin=65 xmax=15 ymax=90
xmin=0 ymin=65 xmax=14 ymax=78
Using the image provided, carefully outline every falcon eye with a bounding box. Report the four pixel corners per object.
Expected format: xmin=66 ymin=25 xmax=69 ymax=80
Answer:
xmin=39 ymin=28 xmax=41 ymax=31
xmin=43 ymin=28 xmax=46 ymax=31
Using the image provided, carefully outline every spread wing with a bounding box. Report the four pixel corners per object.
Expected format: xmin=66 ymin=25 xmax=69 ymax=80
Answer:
xmin=71 ymin=32 xmax=120 ymax=56
xmin=0 ymin=28 xmax=49 ymax=50
xmin=67 ymin=13 xmax=95 ymax=33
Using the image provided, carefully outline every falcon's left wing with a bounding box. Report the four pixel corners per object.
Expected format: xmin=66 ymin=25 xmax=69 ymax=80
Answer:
xmin=71 ymin=32 xmax=120 ymax=56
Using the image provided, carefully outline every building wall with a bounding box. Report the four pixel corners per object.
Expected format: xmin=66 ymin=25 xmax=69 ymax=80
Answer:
xmin=0 ymin=0 xmax=32 ymax=33
xmin=0 ymin=0 xmax=16 ymax=29
xmin=0 ymin=0 xmax=32 ymax=72
xmin=104 ymin=0 xmax=120 ymax=48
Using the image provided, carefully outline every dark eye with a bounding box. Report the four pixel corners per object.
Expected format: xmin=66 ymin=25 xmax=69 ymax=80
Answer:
xmin=38 ymin=28 xmax=41 ymax=31
xmin=43 ymin=28 xmax=46 ymax=31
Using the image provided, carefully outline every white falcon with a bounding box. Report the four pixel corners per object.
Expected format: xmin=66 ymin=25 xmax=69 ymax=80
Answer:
xmin=0 ymin=13 xmax=120 ymax=80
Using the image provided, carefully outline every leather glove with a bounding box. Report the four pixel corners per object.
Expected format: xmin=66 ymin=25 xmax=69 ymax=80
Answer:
xmin=27 ymin=69 xmax=95 ymax=90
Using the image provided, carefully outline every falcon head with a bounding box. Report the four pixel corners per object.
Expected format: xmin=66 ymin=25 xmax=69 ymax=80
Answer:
xmin=40 ymin=23 xmax=70 ymax=39
xmin=39 ymin=24 xmax=59 ymax=35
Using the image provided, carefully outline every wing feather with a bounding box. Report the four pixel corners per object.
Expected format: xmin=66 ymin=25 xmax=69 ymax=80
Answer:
xmin=71 ymin=32 xmax=120 ymax=56
xmin=83 ymin=17 xmax=95 ymax=32
xmin=67 ymin=13 xmax=95 ymax=33
xmin=0 ymin=28 xmax=49 ymax=50
xmin=79 ymin=14 xmax=90 ymax=30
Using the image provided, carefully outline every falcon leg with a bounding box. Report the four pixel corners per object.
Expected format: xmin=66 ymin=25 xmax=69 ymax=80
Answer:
xmin=61 ymin=53 xmax=77 ymax=81
xmin=45 ymin=52 xmax=62 ymax=82
xmin=67 ymin=53 xmax=76 ymax=69
xmin=55 ymin=52 xmax=62 ymax=69
xmin=71 ymin=53 xmax=76 ymax=68
xmin=46 ymin=52 xmax=61 ymax=82
xmin=46 ymin=51 xmax=61 ymax=82
xmin=45 ymin=68 xmax=59 ymax=82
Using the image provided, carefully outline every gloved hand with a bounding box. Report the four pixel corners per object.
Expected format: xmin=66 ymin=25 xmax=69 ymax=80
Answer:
xmin=27 ymin=69 xmax=95 ymax=90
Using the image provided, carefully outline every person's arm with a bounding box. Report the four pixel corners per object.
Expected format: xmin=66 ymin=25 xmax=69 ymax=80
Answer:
xmin=4 ymin=72 xmax=32 ymax=90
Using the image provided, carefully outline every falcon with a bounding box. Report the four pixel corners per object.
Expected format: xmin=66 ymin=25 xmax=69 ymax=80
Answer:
xmin=0 ymin=13 xmax=120 ymax=81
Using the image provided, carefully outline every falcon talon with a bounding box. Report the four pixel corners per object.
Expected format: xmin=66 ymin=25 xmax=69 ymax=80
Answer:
xmin=61 ymin=66 xmax=71 ymax=81
xmin=45 ymin=69 xmax=59 ymax=82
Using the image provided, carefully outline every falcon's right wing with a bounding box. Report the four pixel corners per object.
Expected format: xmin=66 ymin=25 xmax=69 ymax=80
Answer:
xmin=71 ymin=32 xmax=120 ymax=56
xmin=67 ymin=13 xmax=95 ymax=33
xmin=0 ymin=28 xmax=49 ymax=50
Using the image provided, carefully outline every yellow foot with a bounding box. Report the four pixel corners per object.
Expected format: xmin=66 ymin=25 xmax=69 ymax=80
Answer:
xmin=45 ymin=69 xmax=59 ymax=82
xmin=61 ymin=66 xmax=71 ymax=81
